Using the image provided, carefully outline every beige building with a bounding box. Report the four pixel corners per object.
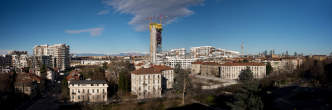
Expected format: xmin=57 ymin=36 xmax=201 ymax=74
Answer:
xmin=220 ymin=62 xmax=266 ymax=80
xmin=131 ymin=65 xmax=173 ymax=99
xmin=200 ymin=62 xmax=221 ymax=77
xmin=68 ymin=80 xmax=108 ymax=103
xmin=191 ymin=61 xmax=202 ymax=75
xmin=34 ymin=44 xmax=70 ymax=71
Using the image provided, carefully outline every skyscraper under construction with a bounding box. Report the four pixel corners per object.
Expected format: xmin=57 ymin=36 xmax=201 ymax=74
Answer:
xmin=149 ymin=22 xmax=162 ymax=64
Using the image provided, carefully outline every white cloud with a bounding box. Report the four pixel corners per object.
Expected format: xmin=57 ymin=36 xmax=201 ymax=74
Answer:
xmin=101 ymin=0 xmax=204 ymax=31
xmin=97 ymin=9 xmax=110 ymax=15
xmin=65 ymin=27 xmax=104 ymax=36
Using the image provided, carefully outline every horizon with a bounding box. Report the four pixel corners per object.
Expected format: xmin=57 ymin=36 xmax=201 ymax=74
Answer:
xmin=1 ymin=0 xmax=332 ymax=55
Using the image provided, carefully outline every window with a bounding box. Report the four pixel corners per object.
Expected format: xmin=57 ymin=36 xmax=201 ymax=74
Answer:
xmin=78 ymin=96 xmax=80 ymax=99
xmin=97 ymin=89 xmax=99 ymax=93
xmin=103 ymin=89 xmax=105 ymax=93
xmin=87 ymin=89 xmax=89 ymax=93
xmin=82 ymin=89 xmax=85 ymax=93
xmin=92 ymin=89 xmax=94 ymax=93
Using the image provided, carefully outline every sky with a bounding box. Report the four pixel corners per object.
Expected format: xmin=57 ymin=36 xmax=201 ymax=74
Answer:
xmin=1 ymin=0 xmax=331 ymax=55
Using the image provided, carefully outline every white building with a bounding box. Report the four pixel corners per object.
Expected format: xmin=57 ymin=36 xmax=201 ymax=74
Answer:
xmin=68 ymin=80 xmax=108 ymax=103
xmin=220 ymin=62 xmax=266 ymax=80
xmin=34 ymin=44 xmax=70 ymax=71
xmin=9 ymin=51 xmax=29 ymax=69
xmin=80 ymin=60 xmax=110 ymax=66
xmin=167 ymin=48 xmax=186 ymax=58
xmin=165 ymin=58 xmax=196 ymax=69
xmin=131 ymin=65 xmax=174 ymax=99
xmin=190 ymin=46 xmax=215 ymax=58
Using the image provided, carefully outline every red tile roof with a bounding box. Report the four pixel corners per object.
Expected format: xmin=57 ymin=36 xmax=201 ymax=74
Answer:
xmin=221 ymin=62 xmax=265 ymax=66
xmin=132 ymin=65 xmax=172 ymax=75
xmin=201 ymin=62 xmax=221 ymax=66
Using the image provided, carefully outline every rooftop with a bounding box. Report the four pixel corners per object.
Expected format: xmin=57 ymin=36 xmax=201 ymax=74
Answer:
xmin=69 ymin=80 xmax=107 ymax=84
xmin=132 ymin=65 xmax=172 ymax=75
xmin=221 ymin=62 xmax=265 ymax=66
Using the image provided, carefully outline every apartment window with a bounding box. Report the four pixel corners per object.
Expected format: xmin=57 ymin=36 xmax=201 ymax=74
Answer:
xmin=78 ymin=96 xmax=80 ymax=99
xmin=82 ymin=89 xmax=85 ymax=93
xmin=78 ymin=89 xmax=80 ymax=93
xmin=97 ymin=89 xmax=99 ymax=93
xmin=92 ymin=89 xmax=94 ymax=93
xmin=87 ymin=89 xmax=89 ymax=93
xmin=102 ymin=89 xmax=105 ymax=93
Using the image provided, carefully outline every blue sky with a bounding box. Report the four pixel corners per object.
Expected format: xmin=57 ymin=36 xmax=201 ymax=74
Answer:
xmin=1 ymin=0 xmax=331 ymax=55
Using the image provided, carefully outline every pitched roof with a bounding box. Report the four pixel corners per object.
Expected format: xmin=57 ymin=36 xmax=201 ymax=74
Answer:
xmin=132 ymin=65 xmax=172 ymax=75
xmin=221 ymin=62 xmax=265 ymax=66
xmin=201 ymin=62 xmax=221 ymax=66
xmin=69 ymin=80 xmax=107 ymax=84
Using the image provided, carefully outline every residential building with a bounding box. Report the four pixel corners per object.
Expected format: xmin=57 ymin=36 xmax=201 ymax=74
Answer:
xmin=167 ymin=48 xmax=186 ymax=58
xmin=68 ymin=80 xmax=108 ymax=103
xmin=165 ymin=58 xmax=196 ymax=69
xmin=190 ymin=46 xmax=215 ymax=58
xmin=220 ymin=62 xmax=266 ymax=80
xmin=131 ymin=65 xmax=174 ymax=99
xmin=9 ymin=51 xmax=29 ymax=69
xmin=33 ymin=44 xmax=70 ymax=71
xmin=200 ymin=62 xmax=221 ymax=77
xmin=191 ymin=61 xmax=202 ymax=75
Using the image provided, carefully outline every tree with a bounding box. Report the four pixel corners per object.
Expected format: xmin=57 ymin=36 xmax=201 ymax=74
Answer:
xmin=60 ymin=78 xmax=69 ymax=101
xmin=239 ymin=67 xmax=254 ymax=81
xmin=227 ymin=82 xmax=264 ymax=110
xmin=266 ymin=62 xmax=273 ymax=76
xmin=39 ymin=64 xmax=47 ymax=92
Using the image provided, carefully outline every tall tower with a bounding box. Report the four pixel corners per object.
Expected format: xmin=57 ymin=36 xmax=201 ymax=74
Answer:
xmin=149 ymin=23 xmax=162 ymax=64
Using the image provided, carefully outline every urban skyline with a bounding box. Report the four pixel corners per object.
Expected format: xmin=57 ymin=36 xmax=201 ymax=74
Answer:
xmin=1 ymin=0 xmax=332 ymax=55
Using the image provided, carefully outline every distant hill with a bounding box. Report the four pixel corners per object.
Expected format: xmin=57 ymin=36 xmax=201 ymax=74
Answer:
xmin=111 ymin=52 xmax=147 ymax=56
xmin=74 ymin=53 xmax=107 ymax=56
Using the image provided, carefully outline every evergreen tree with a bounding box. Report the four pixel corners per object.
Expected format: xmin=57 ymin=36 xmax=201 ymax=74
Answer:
xmin=239 ymin=67 xmax=254 ymax=81
xmin=266 ymin=62 xmax=273 ymax=76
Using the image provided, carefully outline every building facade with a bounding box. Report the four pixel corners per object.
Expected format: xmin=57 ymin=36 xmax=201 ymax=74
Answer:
xmin=220 ymin=62 xmax=266 ymax=80
xmin=131 ymin=65 xmax=173 ymax=99
xmin=165 ymin=58 xmax=196 ymax=69
xmin=34 ymin=44 xmax=70 ymax=71
xmin=68 ymin=80 xmax=108 ymax=103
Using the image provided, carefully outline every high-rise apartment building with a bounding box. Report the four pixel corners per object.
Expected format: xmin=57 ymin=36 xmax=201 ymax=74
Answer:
xmin=149 ymin=23 xmax=162 ymax=64
xmin=33 ymin=44 xmax=70 ymax=71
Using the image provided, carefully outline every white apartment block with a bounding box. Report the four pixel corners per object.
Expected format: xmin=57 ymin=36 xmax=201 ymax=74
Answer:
xmin=165 ymin=58 xmax=196 ymax=69
xmin=190 ymin=46 xmax=215 ymax=58
xmin=9 ymin=51 xmax=29 ymax=69
xmin=220 ymin=63 xmax=266 ymax=80
xmin=80 ymin=60 xmax=110 ymax=66
xmin=167 ymin=48 xmax=186 ymax=58
xmin=34 ymin=44 xmax=70 ymax=71
xmin=68 ymin=80 xmax=108 ymax=103
xmin=131 ymin=65 xmax=174 ymax=99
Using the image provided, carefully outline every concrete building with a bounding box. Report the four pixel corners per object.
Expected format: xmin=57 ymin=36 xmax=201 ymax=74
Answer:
xmin=8 ymin=51 xmax=29 ymax=69
xmin=167 ymin=48 xmax=186 ymax=58
xmin=149 ymin=23 xmax=163 ymax=64
xmin=191 ymin=61 xmax=202 ymax=75
xmin=165 ymin=58 xmax=196 ymax=69
xmin=200 ymin=62 xmax=221 ymax=77
xmin=190 ymin=46 xmax=215 ymax=58
xmin=34 ymin=44 xmax=70 ymax=71
xmin=220 ymin=62 xmax=266 ymax=80
xmin=68 ymin=80 xmax=108 ymax=103
xmin=0 ymin=55 xmax=12 ymax=68
xmin=131 ymin=65 xmax=173 ymax=99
